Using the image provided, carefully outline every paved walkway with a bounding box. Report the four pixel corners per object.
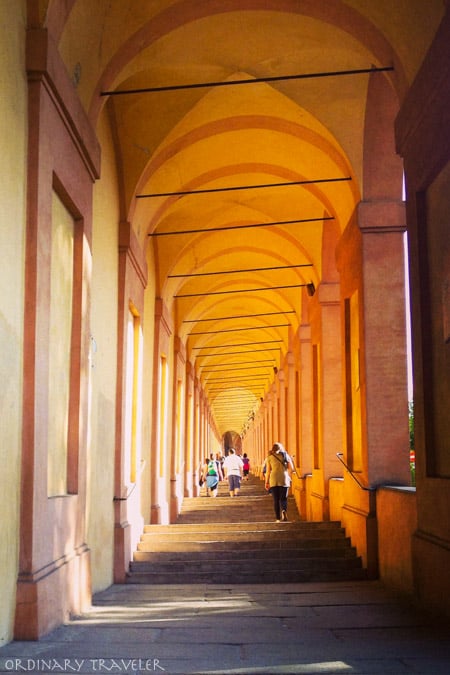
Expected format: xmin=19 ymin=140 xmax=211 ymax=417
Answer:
xmin=1 ymin=581 xmax=450 ymax=674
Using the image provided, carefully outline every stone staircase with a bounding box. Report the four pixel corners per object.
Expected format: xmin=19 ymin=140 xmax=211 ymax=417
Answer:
xmin=127 ymin=475 xmax=367 ymax=584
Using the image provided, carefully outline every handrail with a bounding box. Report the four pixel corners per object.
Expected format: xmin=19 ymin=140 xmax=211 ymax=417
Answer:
xmin=113 ymin=482 xmax=137 ymax=501
xmin=113 ymin=460 xmax=146 ymax=501
xmin=336 ymin=452 xmax=376 ymax=492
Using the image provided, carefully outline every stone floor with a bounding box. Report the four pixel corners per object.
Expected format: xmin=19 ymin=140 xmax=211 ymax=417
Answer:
xmin=1 ymin=580 xmax=450 ymax=674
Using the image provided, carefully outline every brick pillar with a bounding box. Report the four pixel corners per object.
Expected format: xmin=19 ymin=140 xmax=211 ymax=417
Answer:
xmin=359 ymin=202 xmax=410 ymax=486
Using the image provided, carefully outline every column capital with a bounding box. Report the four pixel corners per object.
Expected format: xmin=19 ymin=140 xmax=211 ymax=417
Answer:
xmin=285 ymin=351 xmax=295 ymax=366
xmin=318 ymin=282 xmax=340 ymax=305
xmin=155 ymin=297 xmax=173 ymax=338
xmin=174 ymin=336 xmax=186 ymax=362
xmin=357 ymin=200 xmax=406 ymax=234
xmin=299 ymin=324 xmax=311 ymax=342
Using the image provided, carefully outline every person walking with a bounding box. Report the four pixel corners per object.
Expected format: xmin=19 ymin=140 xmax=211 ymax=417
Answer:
xmin=264 ymin=442 xmax=294 ymax=522
xmin=201 ymin=453 xmax=223 ymax=497
xmin=216 ymin=452 xmax=225 ymax=480
xmin=222 ymin=448 xmax=244 ymax=497
xmin=242 ymin=453 xmax=250 ymax=480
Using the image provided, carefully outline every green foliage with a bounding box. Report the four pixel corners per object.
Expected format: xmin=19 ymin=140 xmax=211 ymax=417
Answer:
xmin=409 ymin=401 xmax=415 ymax=486
xmin=409 ymin=401 xmax=414 ymax=450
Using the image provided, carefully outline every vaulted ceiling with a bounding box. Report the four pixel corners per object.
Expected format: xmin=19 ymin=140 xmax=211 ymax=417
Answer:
xmin=47 ymin=0 xmax=444 ymax=436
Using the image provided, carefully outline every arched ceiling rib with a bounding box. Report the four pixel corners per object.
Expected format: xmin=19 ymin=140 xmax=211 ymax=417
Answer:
xmin=52 ymin=0 xmax=445 ymax=437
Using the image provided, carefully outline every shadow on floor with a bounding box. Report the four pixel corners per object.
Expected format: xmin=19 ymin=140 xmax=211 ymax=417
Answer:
xmin=2 ymin=580 xmax=450 ymax=674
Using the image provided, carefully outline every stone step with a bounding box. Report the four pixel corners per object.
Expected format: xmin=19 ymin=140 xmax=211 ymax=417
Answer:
xmin=138 ymin=531 xmax=348 ymax=546
xmin=127 ymin=566 xmax=368 ymax=584
xmin=143 ymin=520 xmax=344 ymax=534
xmin=127 ymin=474 xmax=367 ymax=584
xmin=129 ymin=556 xmax=364 ymax=576
xmin=136 ymin=537 xmax=353 ymax=553
xmin=175 ymin=496 xmax=299 ymax=523
xmin=133 ymin=545 xmax=358 ymax=562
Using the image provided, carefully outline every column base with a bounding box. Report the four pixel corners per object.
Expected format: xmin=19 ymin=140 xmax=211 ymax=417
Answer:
xmin=150 ymin=504 xmax=161 ymax=524
xmin=341 ymin=494 xmax=378 ymax=579
xmin=113 ymin=520 xmax=131 ymax=583
xmin=14 ymin=545 xmax=91 ymax=640
xmin=412 ymin=529 xmax=450 ymax=618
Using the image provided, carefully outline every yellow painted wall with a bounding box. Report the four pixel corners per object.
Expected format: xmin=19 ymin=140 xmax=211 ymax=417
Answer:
xmin=0 ymin=0 xmax=27 ymax=646
xmin=87 ymin=110 xmax=119 ymax=592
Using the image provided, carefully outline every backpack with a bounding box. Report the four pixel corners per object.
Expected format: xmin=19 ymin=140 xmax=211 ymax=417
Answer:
xmin=207 ymin=460 xmax=217 ymax=476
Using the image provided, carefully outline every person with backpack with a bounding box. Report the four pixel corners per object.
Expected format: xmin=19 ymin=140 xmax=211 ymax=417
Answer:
xmin=264 ymin=442 xmax=294 ymax=522
xmin=201 ymin=453 xmax=223 ymax=497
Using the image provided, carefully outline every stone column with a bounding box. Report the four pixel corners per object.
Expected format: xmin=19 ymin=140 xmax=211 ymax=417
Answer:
xmin=150 ymin=299 xmax=173 ymax=525
xmin=278 ymin=369 xmax=286 ymax=447
xmin=271 ymin=384 xmax=279 ymax=442
xmin=170 ymin=337 xmax=186 ymax=522
xmin=193 ymin=378 xmax=201 ymax=493
xmin=310 ymin=282 xmax=342 ymax=521
xmin=286 ymin=353 xmax=297 ymax=460
xmin=299 ymin=324 xmax=313 ymax=477
xmin=185 ymin=362 xmax=195 ymax=497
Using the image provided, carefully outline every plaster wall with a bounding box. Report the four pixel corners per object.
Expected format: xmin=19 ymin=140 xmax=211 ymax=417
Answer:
xmin=15 ymin=25 xmax=101 ymax=639
xmin=87 ymin=110 xmax=119 ymax=592
xmin=0 ymin=0 xmax=27 ymax=647
xmin=377 ymin=487 xmax=417 ymax=595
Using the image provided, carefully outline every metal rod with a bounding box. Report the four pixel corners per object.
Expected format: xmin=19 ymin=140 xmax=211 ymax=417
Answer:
xmin=101 ymin=65 xmax=394 ymax=96
xmin=212 ymin=403 xmax=258 ymax=407
xmin=213 ymin=410 xmax=254 ymax=414
xmin=138 ymin=176 xmax=350 ymax=199
xmin=212 ymin=402 xmax=256 ymax=407
xmin=192 ymin=340 xmax=283 ymax=349
xmin=210 ymin=392 xmax=258 ymax=397
xmin=202 ymin=364 xmax=272 ymax=373
xmin=204 ymin=375 xmax=269 ymax=382
xmin=211 ymin=401 xmax=261 ymax=405
xmin=207 ymin=386 xmax=264 ymax=391
xmin=190 ymin=323 xmax=289 ymax=335
xmin=184 ymin=311 xmax=294 ymax=323
xmin=170 ymin=264 xmax=311 ymax=279
xmin=211 ymin=400 xmax=261 ymax=404
xmin=199 ymin=359 xmax=274 ymax=368
xmin=208 ymin=390 xmax=262 ymax=395
xmin=195 ymin=347 xmax=281 ymax=357
xmin=177 ymin=284 xmax=308 ymax=298
xmin=209 ymin=393 xmax=263 ymax=398
xmin=206 ymin=382 xmax=268 ymax=389
xmin=149 ymin=215 xmax=333 ymax=237
xmin=336 ymin=452 xmax=377 ymax=492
